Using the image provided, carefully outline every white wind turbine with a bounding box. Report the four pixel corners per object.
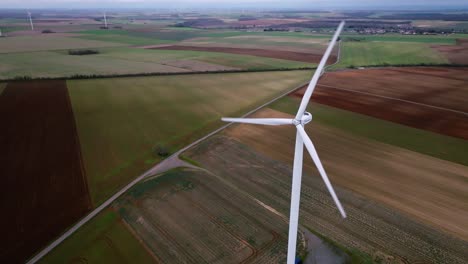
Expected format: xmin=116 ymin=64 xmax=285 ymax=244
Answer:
xmin=103 ymin=11 xmax=108 ymax=28
xmin=222 ymin=21 xmax=346 ymax=264
xmin=27 ymin=11 xmax=34 ymax=31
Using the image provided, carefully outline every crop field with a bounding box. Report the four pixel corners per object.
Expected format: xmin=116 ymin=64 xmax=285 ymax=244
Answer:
xmin=0 ymin=35 xmax=124 ymax=53
xmin=184 ymin=134 xmax=468 ymax=264
xmin=99 ymin=48 xmax=312 ymax=70
xmin=179 ymin=35 xmax=331 ymax=52
xmin=151 ymin=45 xmax=335 ymax=63
xmin=0 ymin=47 xmax=312 ymax=80
xmin=225 ymin=108 xmax=468 ymax=242
xmin=68 ymin=71 xmax=310 ymax=205
xmin=40 ymin=210 xmax=155 ymax=264
xmin=271 ymin=97 xmax=468 ymax=167
xmin=333 ymin=42 xmax=449 ymax=68
xmin=0 ymin=80 xmax=91 ymax=263
xmin=114 ymin=168 xmax=289 ymax=263
xmin=295 ymin=67 xmax=468 ymax=139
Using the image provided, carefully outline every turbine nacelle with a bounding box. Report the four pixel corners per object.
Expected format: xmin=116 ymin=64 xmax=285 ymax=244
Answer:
xmin=293 ymin=112 xmax=312 ymax=126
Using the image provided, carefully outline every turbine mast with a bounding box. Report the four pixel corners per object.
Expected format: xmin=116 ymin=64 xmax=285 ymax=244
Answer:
xmin=103 ymin=12 xmax=108 ymax=28
xmin=28 ymin=12 xmax=34 ymax=31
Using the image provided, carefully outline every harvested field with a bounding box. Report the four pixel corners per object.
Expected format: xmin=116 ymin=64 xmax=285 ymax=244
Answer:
xmin=152 ymin=45 xmax=336 ymax=63
xmin=432 ymin=39 xmax=468 ymax=64
xmin=299 ymin=67 xmax=468 ymax=139
xmin=224 ymin=109 xmax=468 ymax=244
xmin=114 ymin=168 xmax=289 ymax=263
xmin=185 ymin=133 xmax=468 ymax=264
xmin=0 ymin=80 xmax=91 ymax=263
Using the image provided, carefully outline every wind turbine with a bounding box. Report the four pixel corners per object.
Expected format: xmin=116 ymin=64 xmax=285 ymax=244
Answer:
xmin=221 ymin=21 xmax=346 ymax=264
xmin=27 ymin=11 xmax=34 ymax=31
xmin=103 ymin=11 xmax=108 ymax=29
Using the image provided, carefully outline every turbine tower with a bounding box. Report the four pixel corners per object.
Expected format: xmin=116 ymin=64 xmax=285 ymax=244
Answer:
xmin=103 ymin=12 xmax=108 ymax=28
xmin=27 ymin=11 xmax=34 ymax=31
xmin=222 ymin=21 xmax=346 ymax=264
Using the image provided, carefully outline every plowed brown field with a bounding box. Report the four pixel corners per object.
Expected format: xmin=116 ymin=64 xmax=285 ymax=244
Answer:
xmin=293 ymin=67 xmax=468 ymax=139
xmin=151 ymin=45 xmax=336 ymax=63
xmin=0 ymin=81 xmax=91 ymax=263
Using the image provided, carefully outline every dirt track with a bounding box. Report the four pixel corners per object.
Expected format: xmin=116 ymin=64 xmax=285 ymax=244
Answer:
xmin=293 ymin=67 xmax=468 ymax=139
xmin=151 ymin=45 xmax=336 ymax=63
xmin=0 ymin=81 xmax=91 ymax=263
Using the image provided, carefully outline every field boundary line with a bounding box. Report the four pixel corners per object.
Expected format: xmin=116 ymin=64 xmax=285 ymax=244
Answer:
xmin=26 ymin=80 xmax=310 ymax=264
xmin=317 ymin=83 xmax=468 ymax=116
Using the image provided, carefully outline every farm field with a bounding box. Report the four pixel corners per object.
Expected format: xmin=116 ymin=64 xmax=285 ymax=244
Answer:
xmin=184 ymin=133 xmax=468 ymax=263
xmin=68 ymin=71 xmax=311 ymax=205
xmin=272 ymin=97 xmax=468 ymax=167
xmin=40 ymin=210 xmax=155 ymax=264
xmin=0 ymin=80 xmax=91 ymax=263
xmin=224 ymin=108 xmax=468 ymax=243
xmin=296 ymin=67 xmax=468 ymax=139
xmin=151 ymin=45 xmax=335 ymax=63
xmin=114 ymin=168 xmax=290 ymax=263
xmin=332 ymin=41 xmax=449 ymax=68
xmin=432 ymin=39 xmax=468 ymax=64
xmin=0 ymin=35 xmax=124 ymax=53
xmin=0 ymin=47 xmax=312 ymax=80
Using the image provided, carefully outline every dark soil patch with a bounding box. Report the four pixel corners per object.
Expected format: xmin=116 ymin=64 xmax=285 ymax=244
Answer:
xmin=0 ymin=80 xmax=91 ymax=263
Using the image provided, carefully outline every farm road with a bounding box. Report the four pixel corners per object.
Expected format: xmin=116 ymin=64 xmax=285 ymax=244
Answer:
xmin=27 ymin=80 xmax=311 ymax=264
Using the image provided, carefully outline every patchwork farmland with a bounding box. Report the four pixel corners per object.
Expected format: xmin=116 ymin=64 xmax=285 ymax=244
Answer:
xmin=2 ymin=8 xmax=468 ymax=264
xmin=0 ymin=81 xmax=91 ymax=263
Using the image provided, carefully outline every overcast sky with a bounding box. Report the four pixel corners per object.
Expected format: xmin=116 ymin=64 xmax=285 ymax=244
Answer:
xmin=1 ymin=0 xmax=467 ymax=9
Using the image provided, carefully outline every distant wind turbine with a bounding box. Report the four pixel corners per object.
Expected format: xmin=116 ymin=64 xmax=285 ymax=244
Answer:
xmin=103 ymin=12 xmax=108 ymax=28
xmin=27 ymin=11 xmax=34 ymax=31
xmin=222 ymin=21 xmax=346 ymax=264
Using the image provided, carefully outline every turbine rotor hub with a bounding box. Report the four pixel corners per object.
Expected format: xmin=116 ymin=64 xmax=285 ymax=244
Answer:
xmin=294 ymin=112 xmax=312 ymax=126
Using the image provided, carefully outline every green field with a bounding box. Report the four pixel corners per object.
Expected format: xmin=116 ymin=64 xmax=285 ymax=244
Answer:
xmin=69 ymin=71 xmax=310 ymax=205
xmin=0 ymin=47 xmax=312 ymax=80
xmin=0 ymin=35 xmax=124 ymax=53
xmin=342 ymin=34 xmax=460 ymax=44
xmin=271 ymin=97 xmax=468 ymax=166
xmin=333 ymin=41 xmax=449 ymax=68
xmin=40 ymin=210 xmax=154 ymax=264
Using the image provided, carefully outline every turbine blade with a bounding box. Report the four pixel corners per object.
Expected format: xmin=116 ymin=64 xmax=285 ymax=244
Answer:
xmin=287 ymin=132 xmax=304 ymax=264
xmin=295 ymin=21 xmax=345 ymax=120
xmin=296 ymin=125 xmax=347 ymax=218
xmin=221 ymin=117 xmax=294 ymax=126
